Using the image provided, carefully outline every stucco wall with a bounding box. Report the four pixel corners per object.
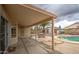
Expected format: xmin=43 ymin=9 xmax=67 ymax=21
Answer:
xmin=18 ymin=27 xmax=25 ymax=38
xmin=18 ymin=27 xmax=31 ymax=38
xmin=8 ymin=23 xmax=18 ymax=46
xmin=24 ymin=27 xmax=31 ymax=38
xmin=1 ymin=5 xmax=18 ymax=47
xmin=0 ymin=5 xmax=2 ymax=16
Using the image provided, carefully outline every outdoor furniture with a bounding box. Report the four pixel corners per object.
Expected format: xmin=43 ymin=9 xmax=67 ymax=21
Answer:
xmin=38 ymin=33 xmax=45 ymax=38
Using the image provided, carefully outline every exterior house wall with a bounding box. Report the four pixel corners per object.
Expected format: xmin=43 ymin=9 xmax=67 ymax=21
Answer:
xmin=64 ymin=22 xmax=79 ymax=35
xmin=64 ymin=28 xmax=79 ymax=35
xmin=18 ymin=27 xmax=31 ymax=39
xmin=1 ymin=5 xmax=18 ymax=47
xmin=18 ymin=27 xmax=25 ymax=39
xmin=24 ymin=27 xmax=31 ymax=38
xmin=0 ymin=5 xmax=2 ymax=16
xmin=8 ymin=23 xmax=18 ymax=46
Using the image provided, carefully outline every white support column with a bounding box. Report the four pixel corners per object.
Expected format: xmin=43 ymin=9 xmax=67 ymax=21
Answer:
xmin=35 ymin=25 xmax=37 ymax=40
xmin=51 ymin=19 xmax=54 ymax=50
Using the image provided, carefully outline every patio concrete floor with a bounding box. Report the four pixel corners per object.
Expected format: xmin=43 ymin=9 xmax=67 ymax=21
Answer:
xmin=9 ymin=37 xmax=61 ymax=54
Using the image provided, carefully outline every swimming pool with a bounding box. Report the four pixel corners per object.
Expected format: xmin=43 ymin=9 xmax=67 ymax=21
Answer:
xmin=62 ymin=36 xmax=79 ymax=42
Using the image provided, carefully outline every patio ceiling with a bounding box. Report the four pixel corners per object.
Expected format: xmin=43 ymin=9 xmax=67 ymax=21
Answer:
xmin=2 ymin=4 xmax=56 ymax=27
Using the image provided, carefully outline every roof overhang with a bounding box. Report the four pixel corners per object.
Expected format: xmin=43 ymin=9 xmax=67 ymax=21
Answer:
xmin=64 ymin=22 xmax=79 ymax=29
xmin=2 ymin=4 xmax=56 ymax=27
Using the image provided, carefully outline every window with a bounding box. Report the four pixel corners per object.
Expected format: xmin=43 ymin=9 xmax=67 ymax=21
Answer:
xmin=11 ymin=27 xmax=16 ymax=38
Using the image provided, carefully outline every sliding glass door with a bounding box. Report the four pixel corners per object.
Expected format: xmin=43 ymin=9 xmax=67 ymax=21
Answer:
xmin=0 ymin=16 xmax=8 ymax=53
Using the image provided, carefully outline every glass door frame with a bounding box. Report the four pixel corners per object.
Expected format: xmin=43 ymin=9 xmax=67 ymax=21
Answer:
xmin=0 ymin=16 xmax=8 ymax=53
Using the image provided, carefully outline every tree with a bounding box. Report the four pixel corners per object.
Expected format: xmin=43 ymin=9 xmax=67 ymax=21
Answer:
xmin=40 ymin=21 xmax=50 ymax=37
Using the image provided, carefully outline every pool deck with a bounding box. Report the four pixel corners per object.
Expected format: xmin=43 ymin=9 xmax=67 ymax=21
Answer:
xmin=37 ymin=36 xmax=79 ymax=54
xmin=55 ymin=41 xmax=79 ymax=54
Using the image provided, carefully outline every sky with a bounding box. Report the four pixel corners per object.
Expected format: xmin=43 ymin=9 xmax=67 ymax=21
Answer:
xmin=33 ymin=4 xmax=79 ymax=28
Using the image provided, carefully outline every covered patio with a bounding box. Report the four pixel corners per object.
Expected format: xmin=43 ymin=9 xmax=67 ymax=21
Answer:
xmin=1 ymin=4 xmax=79 ymax=54
xmin=1 ymin=4 xmax=56 ymax=54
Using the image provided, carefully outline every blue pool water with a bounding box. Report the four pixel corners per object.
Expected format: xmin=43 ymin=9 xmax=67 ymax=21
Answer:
xmin=62 ymin=36 xmax=79 ymax=42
